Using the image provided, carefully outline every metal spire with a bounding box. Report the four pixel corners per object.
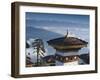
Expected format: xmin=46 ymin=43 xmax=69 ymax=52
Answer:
xmin=65 ymin=29 xmax=68 ymax=38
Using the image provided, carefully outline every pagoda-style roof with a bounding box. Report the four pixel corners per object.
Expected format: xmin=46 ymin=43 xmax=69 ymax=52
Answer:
xmin=47 ymin=36 xmax=88 ymax=50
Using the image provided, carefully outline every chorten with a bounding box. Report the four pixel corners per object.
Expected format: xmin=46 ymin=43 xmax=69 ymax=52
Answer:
xmin=47 ymin=30 xmax=88 ymax=65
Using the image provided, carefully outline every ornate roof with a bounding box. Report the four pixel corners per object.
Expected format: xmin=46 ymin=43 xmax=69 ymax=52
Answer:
xmin=47 ymin=36 xmax=88 ymax=50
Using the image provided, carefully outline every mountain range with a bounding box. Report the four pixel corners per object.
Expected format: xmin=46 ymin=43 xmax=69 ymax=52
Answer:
xmin=26 ymin=26 xmax=63 ymax=41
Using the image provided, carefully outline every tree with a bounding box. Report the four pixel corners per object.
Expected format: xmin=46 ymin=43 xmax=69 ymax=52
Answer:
xmin=32 ymin=39 xmax=45 ymax=66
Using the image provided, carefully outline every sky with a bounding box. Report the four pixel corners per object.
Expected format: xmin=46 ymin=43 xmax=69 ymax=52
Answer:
xmin=26 ymin=12 xmax=89 ymax=37
xmin=26 ymin=12 xmax=89 ymax=23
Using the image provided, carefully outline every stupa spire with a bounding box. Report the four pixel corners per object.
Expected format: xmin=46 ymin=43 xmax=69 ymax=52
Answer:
xmin=65 ymin=29 xmax=68 ymax=38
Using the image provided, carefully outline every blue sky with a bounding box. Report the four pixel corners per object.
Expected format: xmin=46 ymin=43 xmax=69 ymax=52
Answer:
xmin=26 ymin=12 xmax=89 ymax=27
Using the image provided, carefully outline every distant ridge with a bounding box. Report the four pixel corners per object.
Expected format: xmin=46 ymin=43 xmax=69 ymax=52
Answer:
xmin=26 ymin=27 xmax=62 ymax=41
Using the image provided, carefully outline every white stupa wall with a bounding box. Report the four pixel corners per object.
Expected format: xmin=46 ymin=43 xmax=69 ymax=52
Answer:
xmin=55 ymin=50 xmax=79 ymax=56
xmin=55 ymin=50 xmax=79 ymax=66
xmin=56 ymin=60 xmax=79 ymax=66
